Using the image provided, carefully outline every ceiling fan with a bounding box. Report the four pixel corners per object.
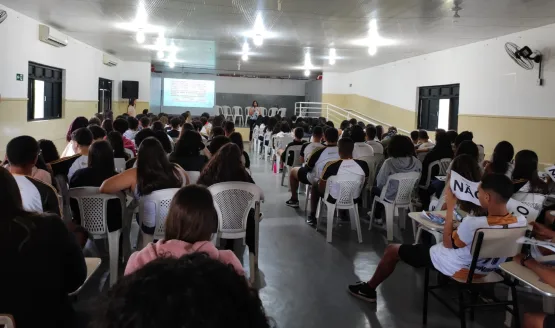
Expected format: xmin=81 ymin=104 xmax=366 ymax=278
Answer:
xmin=504 ymin=42 xmax=544 ymax=86
xmin=0 ymin=10 xmax=7 ymax=24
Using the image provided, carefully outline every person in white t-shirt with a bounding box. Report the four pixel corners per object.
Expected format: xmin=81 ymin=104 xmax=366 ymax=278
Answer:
xmin=67 ymin=128 xmax=93 ymax=180
xmin=300 ymin=126 xmax=325 ymax=163
xmin=349 ymin=125 xmax=374 ymax=159
xmin=348 ymin=173 xmax=527 ymax=303
xmin=365 ymin=125 xmax=384 ymax=155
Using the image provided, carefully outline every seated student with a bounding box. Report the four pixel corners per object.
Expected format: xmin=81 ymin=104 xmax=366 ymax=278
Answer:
xmin=125 ymin=128 xmax=155 ymax=169
xmin=365 ymin=125 xmax=384 ymax=155
xmin=229 ymin=132 xmax=251 ymax=169
xmin=207 ymin=136 xmax=231 ymax=156
xmin=67 ymin=127 xmax=94 ymax=180
xmin=455 ymin=131 xmax=485 ymax=163
xmin=102 ymin=118 xmax=114 ymax=134
xmin=198 ymin=144 xmax=258 ymax=254
xmin=123 ymin=117 xmax=140 ymax=141
xmin=107 ymin=131 xmax=131 ymax=161
xmin=350 ymin=125 xmax=374 ymax=159
xmin=419 ymin=131 xmax=454 ymax=209
xmin=446 ymin=130 xmax=458 ymax=147
xmin=318 ymin=138 xmax=369 ymax=202
xmin=6 ymin=136 xmax=60 ymax=216
xmin=223 ymin=121 xmax=235 ymax=137
xmin=69 ymin=141 xmax=122 ymax=232
xmin=348 ymin=174 xmax=527 ymax=302
xmin=278 ymin=127 xmax=306 ymax=167
xmin=286 ymin=128 xmax=340 ymax=226
xmin=512 ymin=150 xmax=548 ymax=194
xmin=38 ymin=139 xmax=60 ymax=164
xmin=139 ymin=116 xmax=150 ymax=130
xmin=483 ymin=140 xmax=514 ymax=178
xmin=89 ymin=116 xmax=101 ymax=126
xmin=125 ymin=185 xmax=244 ymax=276
xmin=113 ymin=118 xmax=136 ymax=156
xmin=375 ymin=125 xmax=384 ymax=141
xmin=154 ymin=130 xmax=174 ymax=154
xmin=410 ymin=130 xmax=419 ymax=146
xmin=167 ymin=117 xmax=181 ymax=138
xmin=92 ymin=255 xmax=270 ymax=328
xmin=61 ymin=116 xmax=89 ymax=157
xmin=88 ymin=124 xmax=107 ymax=142
xmin=415 ymin=130 xmax=435 ymax=161
xmin=372 ymin=135 xmax=422 ymax=223
xmin=338 ymin=120 xmax=350 ymax=137
xmin=300 ymin=126 xmax=325 ymax=163
xmin=200 ymin=112 xmax=212 ymax=136
xmin=0 ymin=166 xmax=86 ymax=328
xmin=211 ymin=126 xmax=225 ymax=139
xmin=100 ymin=138 xmax=188 ymax=235
xmin=169 ymin=130 xmax=209 ymax=172
xmin=349 ymin=118 xmax=357 ymax=127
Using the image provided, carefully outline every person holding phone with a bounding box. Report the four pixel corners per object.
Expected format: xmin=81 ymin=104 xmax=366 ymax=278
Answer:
xmin=247 ymin=100 xmax=260 ymax=140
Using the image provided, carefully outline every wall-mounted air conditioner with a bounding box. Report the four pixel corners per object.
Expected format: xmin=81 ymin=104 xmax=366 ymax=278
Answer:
xmin=103 ymin=54 xmax=119 ymax=67
xmin=39 ymin=24 xmax=68 ymax=47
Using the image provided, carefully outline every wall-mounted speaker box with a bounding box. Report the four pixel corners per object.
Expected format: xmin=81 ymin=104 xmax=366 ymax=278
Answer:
xmin=122 ymin=80 xmax=139 ymax=99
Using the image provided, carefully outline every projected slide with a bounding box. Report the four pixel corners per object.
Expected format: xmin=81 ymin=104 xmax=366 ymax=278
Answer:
xmin=163 ymin=78 xmax=215 ymax=108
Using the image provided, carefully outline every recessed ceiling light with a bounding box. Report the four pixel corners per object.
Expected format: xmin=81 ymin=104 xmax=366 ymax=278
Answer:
xmin=157 ymin=50 xmax=164 ymax=59
xmin=169 ymin=61 xmax=175 ymax=68
xmin=368 ymin=44 xmax=377 ymax=56
xmin=242 ymin=53 xmax=249 ymax=61
xmin=253 ymin=33 xmax=263 ymax=46
xmin=304 ymin=69 xmax=310 ymax=77
xmin=136 ymin=30 xmax=145 ymax=44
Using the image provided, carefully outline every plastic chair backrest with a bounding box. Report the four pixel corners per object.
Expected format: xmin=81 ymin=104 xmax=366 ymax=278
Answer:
xmin=324 ymin=174 xmax=365 ymax=207
xmin=69 ymin=187 xmax=125 ymax=236
xmin=54 ymin=174 xmax=72 ymax=224
xmin=222 ymin=106 xmax=232 ymax=116
xmin=284 ymin=145 xmax=304 ymax=167
xmin=278 ymin=108 xmax=287 ymax=116
xmin=381 ymin=172 xmax=420 ymax=204
xmin=214 ymin=105 xmax=223 ymax=116
xmin=269 ymin=107 xmax=279 ymax=116
xmin=232 ymin=106 xmax=242 ymax=115
xmin=357 ymin=156 xmax=381 ymax=188
xmin=124 ymin=148 xmax=134 ymax=159
xmin=114 ymin=158 xmax=126 ymax=173
xmin=0 ymin=315 xmax=14 ymax=328
xmin=471 ymin=227 xmax=527 ymax=258
xmin=260 ymin=107 xmax=267 ymax=116
xmin=512 ymin=192 xmax=546 ymax=211
xmin=252 ymin=126 xmax=260 ymax=139
xmin=208 ymin=182 xmax=263 ymax=234
xmin=139 ymin=188 xmax=180 ymax=240
xmin=276 ymin=134 xmax=294 ymax=150
xmin=421 ymin=158 xmax=451 ymax=188
xmin=186 ymin=171 xmax=201 ymax=184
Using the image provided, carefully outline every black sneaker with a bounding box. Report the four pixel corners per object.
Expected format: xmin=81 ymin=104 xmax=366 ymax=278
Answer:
xmin=347 ymin=282 xmax=377 ymax=303
xmin=306 ymin=215 xmax=317 ymax=226
xmin=286 ymin=199 xmax=299 ymax=208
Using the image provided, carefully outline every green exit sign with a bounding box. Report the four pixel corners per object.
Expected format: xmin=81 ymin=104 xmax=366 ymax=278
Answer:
xmin=16 ymin=74 xmax=24 ymax=81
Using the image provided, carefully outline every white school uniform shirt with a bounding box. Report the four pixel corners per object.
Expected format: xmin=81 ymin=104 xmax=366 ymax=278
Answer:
xmin=430 ymin=214 xmax=527 ymax=280
xmin=67 ymin=155 xmax=88 ymax=180
xmin=321 ymin=159 xmax=370 ymax=201
xmin=301 ymin=142 xmax=325 ymax=163
xmin=366 ymin=140 xmax=384 ymax=155
xmin=353 ymin=142 xmax=374 ymax=159
xmin=305 ymin=146 xmax=340 ymax=184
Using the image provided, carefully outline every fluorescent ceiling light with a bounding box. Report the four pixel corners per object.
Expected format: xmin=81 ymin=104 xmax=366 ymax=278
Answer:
xmin=135 ymin=1 xmax=148 ymax=25
xmin=136 ymin=30 xmax=145 ymax=44
xmin=169 ymin=62 xmax=175 ymax=68
xmin=304 ymin=69 xmax=310 ymax=77
xmin=368 ymin=44 xmax=377 ymax=56
xmin=242 ymin=54 xmax=249 ymax=61
xmin=242 ymin=41 xmax=249 ymax=53
xmin=329 ymin=48 xmax=337 ymax=65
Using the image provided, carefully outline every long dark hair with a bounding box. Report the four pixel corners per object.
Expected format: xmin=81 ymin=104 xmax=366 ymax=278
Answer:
xmin=512 ymin=150 xmax=548 ymax=194
xmin=137 ymin=137 xmax=183 ymax=196
xmin=66 ymin=116 xmax=88 ymax=142
xmin=433 ymin=132 xmax=454 ymax=156
xmin=164 ymin=185 xmax=218 ymax=243
xmin=102 ymin=119 xmax=114 ymax=134
xmin=88 ymin=141 xmax=115 ymax=175
xmin=174 ymin=130 xmax=205 ymax=157
xmin=450 ymin=154 xmax=485 ymax=215
xmin=38 ymin=139 xmax=60 ymax=163
xmin=154 ymin=130 xmax=173 ymax=153
xmin=252 ymin=100 xmax=258 ymax=107
xmin=375 ymin=125 xmax=384 ymax=141
xmin=489 ymin=141 xmax=514 ymax=174
xmin=228 ymin=132 xmax=244 ymax=152
xmin=107 ymin=131 xmax=128 ymax=160
xmin=198 ymin=143 xmax=250 ymax=187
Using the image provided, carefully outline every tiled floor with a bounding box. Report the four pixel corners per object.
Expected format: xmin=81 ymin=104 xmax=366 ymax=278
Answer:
xmin=75 ymin=150 xmax=544 ymax=328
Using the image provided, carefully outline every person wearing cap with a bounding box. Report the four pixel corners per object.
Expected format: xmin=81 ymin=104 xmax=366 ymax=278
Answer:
xmin=169 ymin=130 xmax=209 ymax=172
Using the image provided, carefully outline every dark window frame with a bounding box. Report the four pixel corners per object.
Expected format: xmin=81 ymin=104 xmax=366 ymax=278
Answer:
xmin=27 ymin=62 xmax=63 ymax=122
xmin=417 ymin=83 xmax=460 ymax=131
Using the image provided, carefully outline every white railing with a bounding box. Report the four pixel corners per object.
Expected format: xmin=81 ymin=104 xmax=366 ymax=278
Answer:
xmin=294 ymin=102 xmax=410 ymax=135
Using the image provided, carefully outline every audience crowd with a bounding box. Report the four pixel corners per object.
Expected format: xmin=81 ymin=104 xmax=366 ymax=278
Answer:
xmin=2 ymin=109 xmax=555 ymax=328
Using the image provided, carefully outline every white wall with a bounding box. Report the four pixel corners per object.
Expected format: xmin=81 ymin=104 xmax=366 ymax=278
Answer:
xmin=155 ymin=72 xmax=306 ymax=96
xmin=119 ymin=61 xmax=152 ymax=101
xmin=323 ymin=23 xmax=555 ymax=118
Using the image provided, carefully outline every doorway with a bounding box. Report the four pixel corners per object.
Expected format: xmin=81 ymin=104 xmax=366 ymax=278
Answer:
xmin=98 ymin=78 xmax=113 ymax=114
xmin=417 ymin=84 xmax=459 ymax=131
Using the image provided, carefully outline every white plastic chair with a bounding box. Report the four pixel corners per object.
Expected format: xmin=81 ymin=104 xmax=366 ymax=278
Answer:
xmin=232 ymin=106 xmax=244 ymax=126
xmin=222 ymin=106 xmax=233 ymax=121
xmin=0 ymin=315 xmax=14 ymax=328
xmin=214 ymin=105 xmax=223 ymax=116
xmin=316 ymin=175 xmax=365 ymax=243
xmin=68 ymin=187 xmax=126 ymax=286
xmin=269 ymin=107 xmax=279 ymax=117
xmin=265 ymin=135 xmax=277 ymax=161
xmin=114 ymin=158 xmax=126 ymax=173
xmin=260 ymin=107 xmax=268 ymax=117
xmin=124 ymin=148 xmax=134 ymax=159
xmin=186 ymin=171 xmax=201 ymax=184
xmin=278 ymin=108 xmax=287 ymax=117
xmin=358 ymin=155 xmax=385 ymax=208
xmin=275 ymin=135 xmax=294 ymax=170
xmin=138 ymin=188 xmax=180 ymax=249
xmin=368 ymin=172 xmax=420 ymax=241
xmin=281 ymin=145 xmax=304 ymax=186
xmin=208 ymin=182 xmax=263 ymax=283
xmin=251 ymin=125 xmax=260 ymax=152
xmin=419 ymin=158 xmax=451 ymax=190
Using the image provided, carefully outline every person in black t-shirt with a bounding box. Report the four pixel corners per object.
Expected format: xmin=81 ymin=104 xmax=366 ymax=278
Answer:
xmin=169 ymin=130 xmax=209 ymax=172
xmin=167 ymin=117 xmax=181 ymax=139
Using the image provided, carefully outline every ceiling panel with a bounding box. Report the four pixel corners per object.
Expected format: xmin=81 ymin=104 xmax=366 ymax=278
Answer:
xmin=2 ymin=0 xmax=555 ymax=77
